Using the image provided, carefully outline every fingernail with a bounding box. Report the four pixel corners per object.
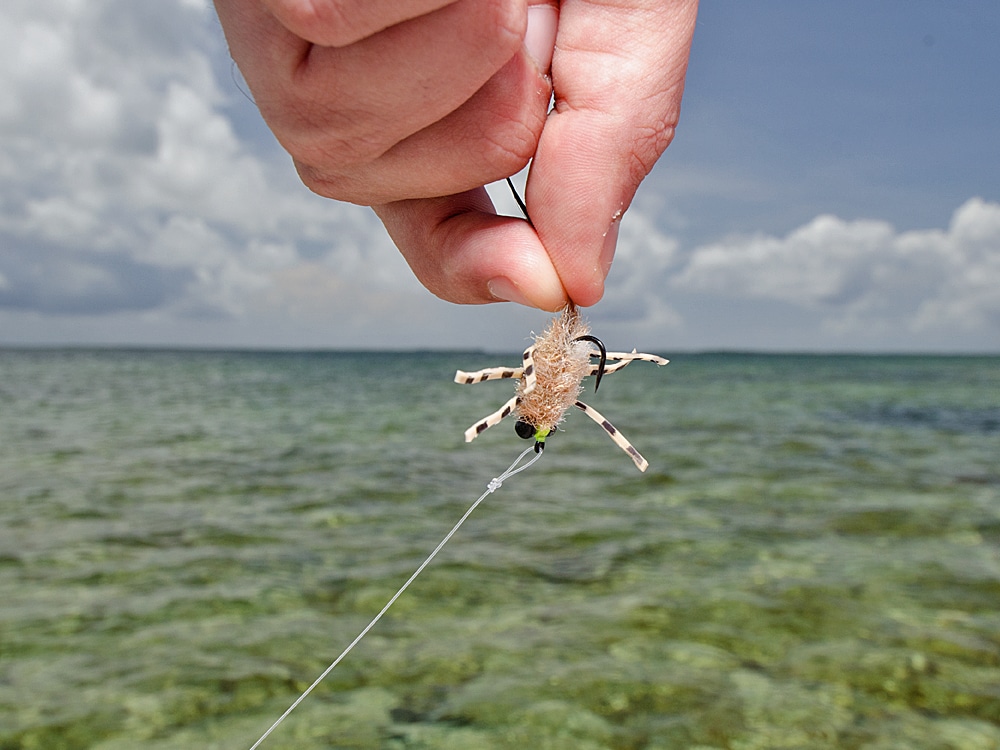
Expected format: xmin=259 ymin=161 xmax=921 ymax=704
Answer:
xmin=600 ymin=218 xmax=620 ymax=275
xmin=488 ymin=276 xmax=532 ymax=307
xmin=525 ymin=4 xmax=557 ymax=73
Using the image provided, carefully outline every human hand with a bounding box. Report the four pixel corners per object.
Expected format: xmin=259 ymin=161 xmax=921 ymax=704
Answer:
xmin=213 ymin=0 xmax=698 ymax=310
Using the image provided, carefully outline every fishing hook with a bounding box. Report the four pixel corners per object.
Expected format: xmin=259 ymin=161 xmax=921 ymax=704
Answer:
xmin=574 ymin=335 xmax=607 ymax=391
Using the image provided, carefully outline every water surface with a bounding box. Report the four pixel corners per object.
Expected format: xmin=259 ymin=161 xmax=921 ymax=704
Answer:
xmin=1 ymin=350 xmax=998 ymax=749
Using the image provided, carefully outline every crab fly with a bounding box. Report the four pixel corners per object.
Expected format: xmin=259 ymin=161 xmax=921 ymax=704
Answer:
xmin=454 ymin=305 xmax=668 ymax=471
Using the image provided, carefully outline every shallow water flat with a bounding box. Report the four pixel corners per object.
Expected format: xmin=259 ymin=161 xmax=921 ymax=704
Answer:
xmin=1 ymin=350 xmax=999 ymax=749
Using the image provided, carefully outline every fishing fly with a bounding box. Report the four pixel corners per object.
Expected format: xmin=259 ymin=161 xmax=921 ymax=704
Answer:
xmin=455 ymin=304 xmax=668 ymax=471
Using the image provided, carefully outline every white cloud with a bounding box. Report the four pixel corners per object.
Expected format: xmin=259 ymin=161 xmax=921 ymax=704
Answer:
xmin=911 ymin=198 xmax=1000 ymax=332
xmin=672 ymin=214 xmax=893 ymax=306
xmin=0 ymin=0 xmax=410 ymax=327
xmin=670 ymin=198 xmax=1000 ymax=342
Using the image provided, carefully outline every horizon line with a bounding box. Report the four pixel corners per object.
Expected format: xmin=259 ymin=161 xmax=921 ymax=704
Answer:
xmin=2 ymin=344 xmax=998 ymax=358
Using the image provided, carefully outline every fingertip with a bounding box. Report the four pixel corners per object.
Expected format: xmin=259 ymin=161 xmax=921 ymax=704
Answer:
xmin=375 ymin=193 xmax=567 ymax=311
xmin=489 ymin=274 xmax=565 ymax=312
xmin=566 ymin=273 xmax=605 ymax=309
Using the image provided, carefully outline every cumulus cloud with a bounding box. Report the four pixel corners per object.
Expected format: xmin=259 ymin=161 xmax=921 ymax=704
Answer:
xmin=670 ymin=198 xmax=1000 ymax=341
xmin=0 ymin=0 xmax=407 ymax=326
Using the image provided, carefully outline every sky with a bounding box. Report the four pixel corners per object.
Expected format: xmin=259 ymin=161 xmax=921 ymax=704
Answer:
xmin=1 ymin=0 xmax=998 ymax=352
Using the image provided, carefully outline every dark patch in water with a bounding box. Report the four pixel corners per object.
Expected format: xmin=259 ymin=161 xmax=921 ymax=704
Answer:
xmin=849 ymin=403 xmax=1000 ymax=435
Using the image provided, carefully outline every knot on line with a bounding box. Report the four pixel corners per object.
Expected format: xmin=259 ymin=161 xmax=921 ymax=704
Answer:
xmin=487 ymin=477 xmax=503 ymax=493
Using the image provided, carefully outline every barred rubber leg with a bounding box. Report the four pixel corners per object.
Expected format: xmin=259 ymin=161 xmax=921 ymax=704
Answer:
xmin=582 ymin=350 xmax=668 ymax=377
xmin=519 ymin=345 xmax=537 ymax=396
xmin=574 ymin=400 xmax=649 ymax=472
xmin=464 ymin=395 xmax=519 ymax=443
xmin=454 ymin=366 xmax=523 ymax=385
xmin=603 ymin=350 xmax=669 ymax=366
xmin=588 ymin=359 xmax=634 ymax=376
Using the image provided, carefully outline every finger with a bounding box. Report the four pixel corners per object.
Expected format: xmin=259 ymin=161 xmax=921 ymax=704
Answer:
xmin=298 ymin=49 xmax=552 ymax=204
xmin=218 ymin=0 xmax=529 ymax=171
xmin=259 ymin=0 xmax=458 ymax=47
xmin=525 ymin=0 xmax=699 ymax=307
xmin=374 ymin=189 xmax=568 ymax=310
xmin=295 ymin=0 xmax=557 ymax=203
xmin=268 ymin=0 xmax=530 ymax=174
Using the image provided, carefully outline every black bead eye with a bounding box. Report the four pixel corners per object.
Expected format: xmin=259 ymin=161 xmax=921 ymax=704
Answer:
xmin=514 ymin=419 xmax=535 ymax=440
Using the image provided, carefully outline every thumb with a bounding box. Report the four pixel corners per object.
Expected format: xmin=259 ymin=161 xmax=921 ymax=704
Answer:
xmin=524 ymin=0 xmax=698 ymax=307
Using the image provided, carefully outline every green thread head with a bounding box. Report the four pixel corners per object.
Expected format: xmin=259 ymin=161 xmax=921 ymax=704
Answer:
xmin=532 ymin=427 xmax=551 ymax=453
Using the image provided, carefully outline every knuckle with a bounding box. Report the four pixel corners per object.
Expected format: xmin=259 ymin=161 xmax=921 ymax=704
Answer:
xmin=294 ymin=161 xmax=369 ymax=204
xmin=273 ymin=102 xmax=390 ymax=171
xmin=483 ymin=0 xmax=528 ymax=56
xmin=269 ymin=0 xmax=360 ymax=47
xmin=294 ymin=161 xmax=344 ymax=200
xmin=290 ymin=135 xmax=390 ymax=203
xmin=310 ymin=127 xmax=386 ymax=168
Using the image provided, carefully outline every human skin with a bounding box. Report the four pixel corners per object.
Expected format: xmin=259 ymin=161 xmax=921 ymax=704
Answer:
xmin=213 ymin=0 xmax=699 ymax=310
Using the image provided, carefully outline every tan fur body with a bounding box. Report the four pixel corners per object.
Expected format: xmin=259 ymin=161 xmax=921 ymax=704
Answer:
xmin=515 ymin=306 xmax=592 ymax=432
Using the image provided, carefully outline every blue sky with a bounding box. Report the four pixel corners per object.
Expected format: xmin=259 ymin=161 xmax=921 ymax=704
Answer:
xmin=1 ymin=0 xmax=997 ymax=351
xmin=669 ymin=2 xmax=999 ymax=242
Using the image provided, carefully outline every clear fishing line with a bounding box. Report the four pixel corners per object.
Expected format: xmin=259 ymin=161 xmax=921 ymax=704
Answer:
xmin=247 ymin=445 xmax=544 ymax=750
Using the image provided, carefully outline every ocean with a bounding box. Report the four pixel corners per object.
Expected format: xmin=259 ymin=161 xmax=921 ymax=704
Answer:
xmin=1 ymin=349 xmax=998 ymax=749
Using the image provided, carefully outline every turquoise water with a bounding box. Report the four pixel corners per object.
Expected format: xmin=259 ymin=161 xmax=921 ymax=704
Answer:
xmin=1 ymin=349 xmax=999 ymax=749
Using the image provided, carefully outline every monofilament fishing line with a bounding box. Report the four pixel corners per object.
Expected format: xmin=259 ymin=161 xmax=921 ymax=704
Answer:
xmin=247 ymin=445 xmax=544 ymax=750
